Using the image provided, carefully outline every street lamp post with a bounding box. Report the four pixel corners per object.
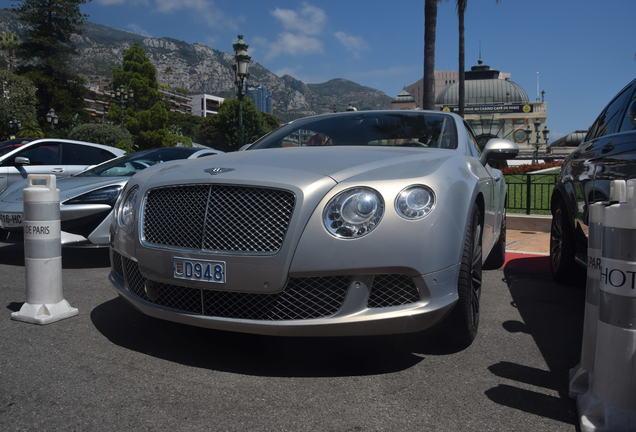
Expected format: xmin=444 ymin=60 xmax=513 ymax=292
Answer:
xmin=233 ymin=35 xmax=251 ymax=148
xmin=533 ymin=119 xmax=542 ymax=164
xmin=9 ymin=117 xmax=20 ymax=135
xmin=542 ymin=125 xmax=550 ymax=155
xmin=525 ymin=125 xmax=533 ymax=163
xmin=46 ymin=108 xmax=58 ymax=130
xmin=113 ymin=85 xmax=134 ymax=125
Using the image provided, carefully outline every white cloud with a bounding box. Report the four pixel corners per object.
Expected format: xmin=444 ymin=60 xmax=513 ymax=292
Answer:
xmin=97 ymin=0 xmax=237 ymax=29
xmin=334 ymin=31 xmax=368 ymax=58
xmin=271 ymin=3 xmax=326 ymax=35
xmin=126 ymin=23 xmax=151 ymax=37
xmin=265 ymin=32 xmax=324 ymax=59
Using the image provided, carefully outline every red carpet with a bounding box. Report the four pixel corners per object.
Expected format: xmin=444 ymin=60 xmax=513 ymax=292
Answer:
xmin=503 ymin=252 xmax=551 ymax=273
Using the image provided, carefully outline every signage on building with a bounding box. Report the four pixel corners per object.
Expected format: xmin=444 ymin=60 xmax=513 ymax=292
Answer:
xmin=442 ymin=103 xmax=533 ymax=114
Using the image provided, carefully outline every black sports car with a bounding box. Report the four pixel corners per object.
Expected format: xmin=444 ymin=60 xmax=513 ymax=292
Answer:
xmin=550 ymin=78 xmax=636 ymax=281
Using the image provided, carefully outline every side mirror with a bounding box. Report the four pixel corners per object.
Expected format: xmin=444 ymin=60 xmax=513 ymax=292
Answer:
xmin=14 ymin=156 xmax=30 ymax=166
xmin=480 ymin=138 xmax=518 ymax=165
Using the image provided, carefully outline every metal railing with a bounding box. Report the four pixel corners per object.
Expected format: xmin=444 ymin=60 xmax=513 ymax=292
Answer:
xmin=505 ymin=174 xmax=558 ymax=215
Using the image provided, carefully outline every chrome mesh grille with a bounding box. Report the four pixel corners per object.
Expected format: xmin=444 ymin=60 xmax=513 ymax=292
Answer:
xmin=143 ymin=184 xmax=295 ymax=253
xmin=146 ymin=282 xmax=202 ymax=314
xmin=367 ymin=274 xmax=420 ymax=308
xmin=111 ymin=251 xmax=124 ymax=280
xmin=122 ymin=258 xmax=349 ymax=320
xmin=123 ymin=257 xmax=146 ymax=298
xmin=202 ymin=276 xmax=349 ymax=320
xmin=143 ymin=185 xmax=209 ymax=249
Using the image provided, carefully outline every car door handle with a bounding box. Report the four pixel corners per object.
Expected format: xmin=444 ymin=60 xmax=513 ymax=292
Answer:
xmin=601 ymin=144 xmax=614 ymax=154
xmin=51 ymin=168 xmax=65 ymax=173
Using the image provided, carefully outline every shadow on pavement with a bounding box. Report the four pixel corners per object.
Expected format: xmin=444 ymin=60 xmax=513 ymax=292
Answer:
xmin=0 ymin=242 xmax=110 ymax=268
xmin=485 ymin=255 xmax=584 ymax=427
xmin=90 ymin=296 xmax=464 ymax=378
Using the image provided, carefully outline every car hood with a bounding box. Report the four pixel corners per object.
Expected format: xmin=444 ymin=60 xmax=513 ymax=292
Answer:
xmin=0 ymin=176 xmax=129 ymax=204
xmin=133 ymin=146 xmax=459 ymax=187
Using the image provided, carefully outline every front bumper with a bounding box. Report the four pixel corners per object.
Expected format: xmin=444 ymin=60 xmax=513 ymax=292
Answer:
xmin=0 ymin=204 xmax=113 ymax=246
xmin=109 ymin=250 xmax=459 ymax=337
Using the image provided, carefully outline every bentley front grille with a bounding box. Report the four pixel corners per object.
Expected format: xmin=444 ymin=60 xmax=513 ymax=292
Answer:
xmin=367 ymin=274 xmax=420 ymax=308
xmin=121 ymin=258 xmax=349 ymax=320
xmin=142 ymin=185 xmax=295 ymax=254
xmin=111 ymin=250 xmax=124 ymax=280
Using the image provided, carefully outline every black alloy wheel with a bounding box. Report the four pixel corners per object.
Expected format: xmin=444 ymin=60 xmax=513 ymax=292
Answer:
xmin=550 ymin=202 xmax=576 ymax=283
xmin=443 ymin=207 xmax=483 ymax=348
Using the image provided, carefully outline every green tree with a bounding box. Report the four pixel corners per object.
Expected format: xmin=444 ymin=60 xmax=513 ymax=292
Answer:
xmin=13 ymin=0 xmax=89 ymax=130
xmin=168 ymin=111 xmax=204 ymax=142
xmin=16 ymin=119 xmax=43 ymax=138
xmin=68 ymin=123 xmax=134 ymax=152
xmin=111 ymin=44 xmax=180 ymax=149
xmin=199 ymin=98 xmax=271 ymax=152
xmin=260 ymin=111 xmax=281 ymax=134
xmin=0 ymin=70 xmax=37 ymax=139
xmin=0 ymin=31 xmax=20 ymax=71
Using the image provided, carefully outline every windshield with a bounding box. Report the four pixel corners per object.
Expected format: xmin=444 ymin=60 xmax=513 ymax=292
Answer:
xmin=76 ymin=147 xmax=199 ymax=177
xmin=250 ymin=112 xmax=458 ymax=150
xmin=0 ymin=138 xmax=36 ymax=157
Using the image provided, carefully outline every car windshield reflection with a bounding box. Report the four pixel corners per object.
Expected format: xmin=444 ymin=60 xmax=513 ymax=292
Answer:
xmin=76 ymin=147 xmax=199 ymax=177
xmin=250 ymin=112 xmax=458 ymax=150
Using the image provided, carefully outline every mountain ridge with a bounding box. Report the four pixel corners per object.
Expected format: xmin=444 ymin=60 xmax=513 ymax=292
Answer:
xmin=0 ymin=9 xmax=392 ymax=120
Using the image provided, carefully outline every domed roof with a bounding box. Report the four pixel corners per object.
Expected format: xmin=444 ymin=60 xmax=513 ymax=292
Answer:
xmin=393 ymin=89 xmax=415 ymax=103
xmin=436 ymin=78 xmax=528 ymax=105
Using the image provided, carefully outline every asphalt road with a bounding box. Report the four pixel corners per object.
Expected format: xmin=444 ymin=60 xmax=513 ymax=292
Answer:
xmin=0 ymin=242 xmax=585 ymax=432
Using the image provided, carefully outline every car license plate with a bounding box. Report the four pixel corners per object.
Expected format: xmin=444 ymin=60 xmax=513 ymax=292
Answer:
xmin=0 ymin=213 xmax=22 ymax=228
xmin=173 ymin=257 xmax=226 ymax=284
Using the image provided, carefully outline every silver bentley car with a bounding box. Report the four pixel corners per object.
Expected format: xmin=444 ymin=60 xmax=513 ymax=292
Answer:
xmin=109 ymin=110 xmax=518 ymax=345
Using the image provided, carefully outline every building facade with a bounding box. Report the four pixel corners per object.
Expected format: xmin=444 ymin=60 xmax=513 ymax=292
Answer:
xmin=435 ymin=60 xmax=547 ymax=152
xmin=191 ymin=94 xmax=225 ymax=117
xmin=246 ymin=85 xmax=272 ymax=114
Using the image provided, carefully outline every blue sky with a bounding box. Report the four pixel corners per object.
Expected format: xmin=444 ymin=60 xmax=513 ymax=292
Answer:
xmin=4 ymin=0 xmax=636 ymax=140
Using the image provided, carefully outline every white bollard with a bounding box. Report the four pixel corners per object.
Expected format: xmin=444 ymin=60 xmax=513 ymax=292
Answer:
xmin=570 ymin=200 xmax=605 ymax=398
xmin=10 ymin=174 xmax=78 ymax=325
xmin=579 ymin=179 xmax=636 ymax=432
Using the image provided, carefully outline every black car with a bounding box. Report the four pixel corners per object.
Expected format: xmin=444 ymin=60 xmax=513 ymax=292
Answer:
xmin=550 ymin=78 xmax=636 ymax=282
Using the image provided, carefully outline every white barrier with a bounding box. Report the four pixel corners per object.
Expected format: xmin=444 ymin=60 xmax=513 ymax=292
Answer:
xmin=11 ymin=174 xmax=78 ymax=325
xmin=578 ymin=179 xmax=636 ymax=432
xmin=569 ymin=200 xmax=605 ymax=398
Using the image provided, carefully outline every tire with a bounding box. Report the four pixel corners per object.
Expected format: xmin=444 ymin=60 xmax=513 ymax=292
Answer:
xmin=484 ymin=210 xmax=506 ymax=270
xmin=443 ymin=207 xmax=483 ymax=348
xmin=550 ymin=201 xmax=576 ymax=283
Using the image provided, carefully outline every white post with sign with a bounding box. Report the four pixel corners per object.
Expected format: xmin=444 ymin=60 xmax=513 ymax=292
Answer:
xmin=11 ymin=174 xmax=78 ymax=324
xmin=579 ymin=179 xmax=636 ymax=432
xmin=570 ymin=200 xmax=605 ymax=399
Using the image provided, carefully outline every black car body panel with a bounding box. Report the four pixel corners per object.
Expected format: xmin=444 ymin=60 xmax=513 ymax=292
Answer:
xmin=552 ymin=78 xmax=636 ymax=267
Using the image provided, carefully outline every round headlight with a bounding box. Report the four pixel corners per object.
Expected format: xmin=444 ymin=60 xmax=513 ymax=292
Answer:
xmin=117 ymin=186 xmax=139 ymax=230
xmin=323 ymin=187 xmax=384 ymax=238
xmin=395 ymin=185 xmax=435 ymax=220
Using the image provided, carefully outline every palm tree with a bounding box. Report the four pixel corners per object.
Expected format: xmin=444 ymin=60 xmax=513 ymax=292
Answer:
xmin=423 ymin=0 xmax=438 ymax=110
xmin=457 ymin=0 xmax=467 ymax=117
xmin=457 ymin=1 xmax=500 ymax=118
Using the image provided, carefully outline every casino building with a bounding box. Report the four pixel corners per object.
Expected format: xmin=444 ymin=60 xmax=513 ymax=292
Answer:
xmin=436 ymin=60 xmax=547 ymax=151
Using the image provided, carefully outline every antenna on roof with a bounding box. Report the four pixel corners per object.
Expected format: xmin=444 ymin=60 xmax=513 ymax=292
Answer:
xmin=536 ymin=72 xmax=540 ymax=101
xmin=478 ymin=41 xmax=483 ymax=64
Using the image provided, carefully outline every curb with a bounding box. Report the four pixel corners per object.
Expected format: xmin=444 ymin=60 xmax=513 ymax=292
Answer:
xmin=506 ymin=213 xmax=552 ymax=233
